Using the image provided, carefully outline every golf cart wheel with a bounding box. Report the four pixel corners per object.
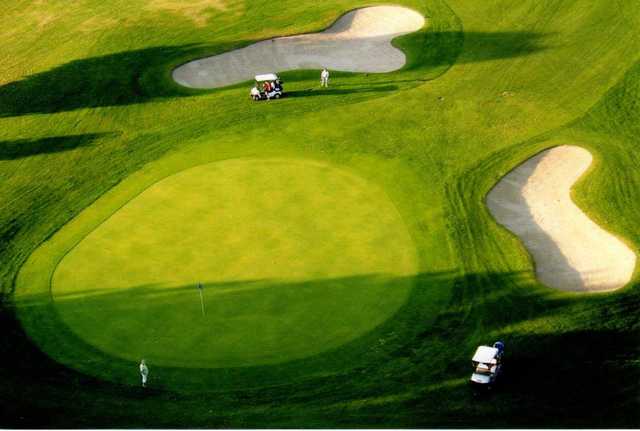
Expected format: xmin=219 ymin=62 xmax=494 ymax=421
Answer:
xmin=274 ymin=93 xmax=281 ymax=99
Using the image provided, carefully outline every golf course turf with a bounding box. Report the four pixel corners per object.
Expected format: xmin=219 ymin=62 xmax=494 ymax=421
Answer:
xmin=1 ymin=0 xmax=640 ymax=428
xmin=46 ymin=158 xmax=417 ymax=371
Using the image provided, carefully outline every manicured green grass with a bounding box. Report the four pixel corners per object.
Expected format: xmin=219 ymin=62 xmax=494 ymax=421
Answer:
xmin=43 ymin=158 xmax=416 ymax=372
xmin=1 ymin=0 xmax=640 ymax=427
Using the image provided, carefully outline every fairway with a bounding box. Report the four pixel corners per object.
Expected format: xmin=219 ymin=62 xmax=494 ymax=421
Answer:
xmin=50 ymin=158 xmax=416 ymax=369
xmin=2 ymin=0 xmax=640 ymax=427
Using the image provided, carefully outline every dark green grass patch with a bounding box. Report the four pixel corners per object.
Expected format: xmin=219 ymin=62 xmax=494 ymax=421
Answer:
xmin=1 ymin=0 xmax=640 ymax=427
xmin=22 ymin=158 xmax=417 ymax=376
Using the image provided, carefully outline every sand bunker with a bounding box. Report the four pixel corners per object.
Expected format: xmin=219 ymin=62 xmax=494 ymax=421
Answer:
xmin=172 ymin=6 xmax=425 ymax=88
xmin=487 ymin=145 xmax=636 ymax=292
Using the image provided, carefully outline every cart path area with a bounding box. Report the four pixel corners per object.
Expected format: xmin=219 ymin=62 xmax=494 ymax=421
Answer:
xmin=487 ymin=145 xmax=636 ymax=292
xmin=172 ymin=5 xmax=425 ymax=88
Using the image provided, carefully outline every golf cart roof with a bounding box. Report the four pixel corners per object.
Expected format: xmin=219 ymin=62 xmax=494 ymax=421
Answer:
xmin=255 ymin=73 xmax=279 ymax=82
xmin=472 ymin=345 xmax=499 ymax=364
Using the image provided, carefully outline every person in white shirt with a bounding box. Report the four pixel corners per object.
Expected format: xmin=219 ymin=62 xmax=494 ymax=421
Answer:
xmin=139 ymin=359 xmax=149 ymax=387
xmin=250 ymin=86 xmax=260 ymax=100
xmin=321 ymin=68 xmax=330 ymax=87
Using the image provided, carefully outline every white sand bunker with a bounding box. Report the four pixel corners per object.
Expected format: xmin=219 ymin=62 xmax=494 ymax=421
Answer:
xmin=487 ymin=145 xmax=636 ymax=292
xmin=172 ymin=6 xmax=425 ymax=88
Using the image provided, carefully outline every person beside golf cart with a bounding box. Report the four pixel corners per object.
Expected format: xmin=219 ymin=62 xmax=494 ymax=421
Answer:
xmin=250 ymin=73 xmax=284 ymax=101
xmin=493 ymin=341 xmax=504 ymax=356
xmin=321 ymin=68 xmax=329 ymax=87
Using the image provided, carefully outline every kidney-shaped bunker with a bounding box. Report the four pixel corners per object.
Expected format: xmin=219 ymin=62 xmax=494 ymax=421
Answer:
xmin=173 ymin=6 xmax=425 ymax=88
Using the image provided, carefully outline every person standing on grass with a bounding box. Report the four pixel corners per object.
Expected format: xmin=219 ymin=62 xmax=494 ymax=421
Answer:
xmin=139 ymin=359 xmax=149 ymax=388
xmin=321 ymin=68 xmax=330 ymax=87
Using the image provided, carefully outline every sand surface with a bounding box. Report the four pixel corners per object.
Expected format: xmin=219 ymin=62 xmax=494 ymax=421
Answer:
xmin=487 ymin=145 xmax=636 ymax=292
xmin=172 ymin=6 xmax=425 ymax=88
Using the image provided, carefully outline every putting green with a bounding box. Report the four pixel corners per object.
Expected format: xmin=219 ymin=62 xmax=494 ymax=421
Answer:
xmin=51 ymin=158 xmax=417 ymax=368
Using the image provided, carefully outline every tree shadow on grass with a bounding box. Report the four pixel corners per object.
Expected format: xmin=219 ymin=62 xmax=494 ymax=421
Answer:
xmin=457 ymin=31 xmax=554 ymax=63
xmin=0 ymin=44 xmax=221 ymax=118
xmin=401 ymin=30 xmax=553 ymax=72
xmin=0 ymin=31 xmax=553 ymax=118
xmin=0 ymin=133 xmax=118 ymax=160
xmin=286 ymin=85 xmax=398 ymax=98
xmin=331 ymin=326 xmax=640 ymax=428
xmin=2 ymin=268 xmax=639 ymax=426
xmin=14 ymin=273 xmax=419 ymax=389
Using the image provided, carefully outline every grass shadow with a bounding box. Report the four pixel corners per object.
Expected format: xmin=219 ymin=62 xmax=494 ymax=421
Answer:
xmin=400 ymin=30 xmax=553 ymax=73
xmin=0 ymin=44 xmax=221 ymax=118
xmin=14 ymin=272 xmax=420 ymax=390
xmin=0 ymin=133 xmax=117 ymax=160
xmin=285 ymin=85 xmax=398 ymax=98
xmin=0 ymin=30 xmax=552 ymax=118
xmin=458 ymin=31 xmax=554 ymax=63
xmin=2 ymin=268 xmax=640 ymax=426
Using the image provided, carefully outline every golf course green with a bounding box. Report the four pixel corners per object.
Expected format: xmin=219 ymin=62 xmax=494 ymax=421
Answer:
xmin=50 ymin=158 xmax=416 ymax=368
xmin=1 ymin=0 xmax=640 ymax=427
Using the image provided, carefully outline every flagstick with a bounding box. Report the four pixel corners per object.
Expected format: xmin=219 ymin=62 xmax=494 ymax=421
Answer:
xmin=198 ymin=283 xmax=206 ymax=317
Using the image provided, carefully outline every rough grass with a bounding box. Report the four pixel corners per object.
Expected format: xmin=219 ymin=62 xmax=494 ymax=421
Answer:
xmin=0 ymin=0 xmax=639 ymax=427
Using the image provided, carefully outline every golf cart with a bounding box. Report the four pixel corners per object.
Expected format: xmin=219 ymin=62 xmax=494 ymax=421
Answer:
xmin=470 ymin=341 xmax=504 ymax=387
xmin=250 ymin=73 xmax=283 ymax=101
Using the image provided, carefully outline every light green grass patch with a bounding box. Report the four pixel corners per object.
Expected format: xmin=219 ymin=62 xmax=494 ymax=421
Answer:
xmin=50 ymin=158 xmax=417 ymax=368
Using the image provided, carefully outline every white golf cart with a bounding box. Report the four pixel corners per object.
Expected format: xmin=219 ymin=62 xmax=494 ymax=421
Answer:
xmin=470 ymin=341 xmax=504 ymax=387
xmin=250 ymin=73 xmax=284 ymax=101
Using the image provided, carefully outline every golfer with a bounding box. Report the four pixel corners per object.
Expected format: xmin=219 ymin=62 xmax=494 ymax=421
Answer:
xmin=321 ymin=68 xmax=329 ymax=87
xmin=250 ymin=86 xmax=260 ymax=100
xmin=139 ymin=359 xmax=149 ymax=387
